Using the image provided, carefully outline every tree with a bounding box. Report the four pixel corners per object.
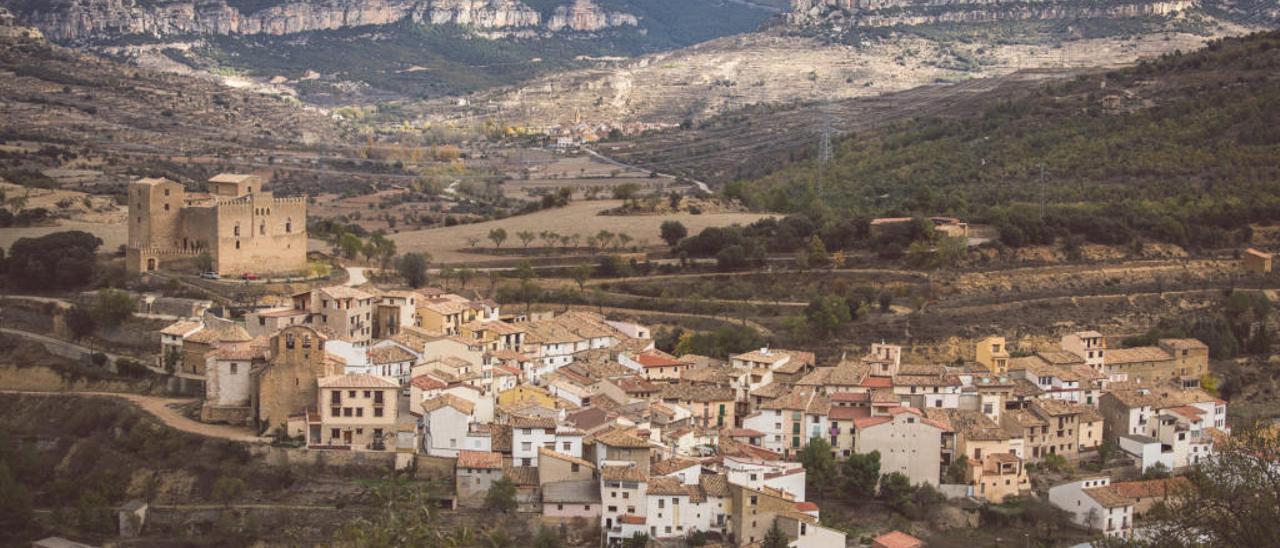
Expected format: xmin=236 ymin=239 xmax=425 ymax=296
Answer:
xmin=439 ymin=265 xmax=455 ymax=289
xmin=878 ymin=472 xmax=914 ymax=511
xmin=65 ymin=306 xmax=97 ymax=341
xmin=1139 ymin=428 xmax=1280 ymax=547
xmin=212 ymin=476 xmax=246 ymax=508
xmin=806 ymin=234 xmax=829 ymax=267
xmin=397 ymin=253 xmax=431 ymax=288
xmin=371 ymin=233 xmax=397 ymax=269
xmin=571 ymin=263 xmax=592 ymax=292
xmin=465 ymin=236 xmax=482 ymax=249
xmin=660 ymin=221 xmax=688 ymax=248
xmin=799 ymin=438 xmax=837 ymax=496
xmin=617 ymin=233 xmax=633 ymax=251
xmin=762 ymin=522 xmax=789 ymax=548
xmin=517 ymin=230 xmax=535 ymax=249
xmin=195 ymin=252 xmax=214 ymax=273
xmin=94 ymin=288 xmax=135 ymax=325
xmin=488 ymin=228 xmax=508 ymax=249
xmin=337 ymin=233 xmax=364 ymax=260
xmin=878 ymin=291 xmax=893 ymax=313
xmin=944 ymin=455 xmax=969 ymax=484
xmin=805 ymin=295 xmax=851 ymax=339
xmin=5 ymin=230 xmax=101 ymax=290
xmin=335 ymin=477 xmax=443 ymax=545
xmin=622 ymin=532 xmax=649 ymax=548
xmin=485 ymin=477 xmax=517 ymax=513
xmin=842 ymin=450 xmax=881 ymax=498
xmin=76 ymin=490 xmax=113 ymax=534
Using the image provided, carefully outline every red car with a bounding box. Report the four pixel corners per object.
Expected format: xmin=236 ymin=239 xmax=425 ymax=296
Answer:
xmin=241 ymin=272 xmax=259 ymax=281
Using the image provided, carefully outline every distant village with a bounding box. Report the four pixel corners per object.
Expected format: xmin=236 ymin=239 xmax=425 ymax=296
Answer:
xmin=123 ymin=173 xmax=1229 ymax=547
xmin=159 ymin=283 xmax=1226 ymax=547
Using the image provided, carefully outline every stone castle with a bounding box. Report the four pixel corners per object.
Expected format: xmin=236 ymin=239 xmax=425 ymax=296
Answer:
xmin=126 ymin=173 xmax=307 ymax=275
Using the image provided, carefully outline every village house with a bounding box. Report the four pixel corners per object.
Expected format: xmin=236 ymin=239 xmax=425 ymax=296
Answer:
xmin=419 ymin=394 xmax=475 ymax=457
xmin=291 ymin=286 xmax=377 ymax=345
xmin=600 ymin=463 xmax=648 ymax=541
xmin=1049 ymin=477 xmax=1134 ymax=538
xmin=657 ymin=383 xmax=736 ymax=429
xmin=852 ymin=407 xmax=946 ymax=486
xmin=256 ymin=325 xmax=341 ymax=435
xmin=743 ymin=389 xmax=831 ymax=457
xmin=311 ymin=373 xmax=399 ymax=451
xmin=455 ymin=450 xmax=504 ymax=508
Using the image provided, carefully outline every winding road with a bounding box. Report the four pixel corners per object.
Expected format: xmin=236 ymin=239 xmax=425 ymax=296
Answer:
xmin=1 ymin=390 xmax=268 ymax=443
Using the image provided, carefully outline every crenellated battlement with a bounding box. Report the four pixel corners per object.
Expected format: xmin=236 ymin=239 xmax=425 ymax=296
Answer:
xmin=127 ymin=175 xmax=307 ymax=276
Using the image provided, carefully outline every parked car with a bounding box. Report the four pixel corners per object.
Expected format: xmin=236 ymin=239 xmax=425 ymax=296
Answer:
xmin=241 ymin=272 xmax=259 ymax=281
xmin=199 ymin=271 xmax=220 ymax=280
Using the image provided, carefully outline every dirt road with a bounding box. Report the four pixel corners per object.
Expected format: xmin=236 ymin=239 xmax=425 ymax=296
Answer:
xmin=0 ymin=390 xmax=268 ymax=443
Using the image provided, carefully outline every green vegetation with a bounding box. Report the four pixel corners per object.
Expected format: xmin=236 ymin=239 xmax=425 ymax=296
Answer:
xmin=730 ymin=31 xmax=1280 ymax=251
xmin=2 ymin=230 xmax=102 ymax=290
xmin=485 ymin=476 xmax=518 ymax=513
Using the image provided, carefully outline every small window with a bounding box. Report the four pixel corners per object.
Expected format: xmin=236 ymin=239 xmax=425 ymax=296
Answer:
xmin=229 ymin=363 xmax=238 ymax=374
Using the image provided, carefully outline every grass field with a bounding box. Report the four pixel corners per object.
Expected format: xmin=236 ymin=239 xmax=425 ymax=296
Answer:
xmin=389 ymin=199 xmax=773 ymax=264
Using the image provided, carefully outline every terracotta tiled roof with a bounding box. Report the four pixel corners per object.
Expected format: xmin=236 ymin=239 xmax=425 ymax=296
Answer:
xmin=647 ymin=476 xmax=689 ymax=495
xmin=635 ymin=351 xmax=683 ymax=368
xmin=502 ymin=464 xmax=538 ymax=486
xmin=414 ymin=373 xmax=450 ymax=391
xmin=1084 ymin=485 xmax=1133 ymax=508
xmin=797 ymin=362 xmax=868 ymax=387
xmin=873 ymin=530 xmax=924 ymax=548
xmin=1106 ymin=346 xmax=1173 ymax=365
xmin=828 ymin=406 xmax=870 ymax=421
xmin=368 ymin=345 xmax=416 ymax=365
xmin=538 ymin=447 xmax=594 ymax=468
xmin=317 ymin=373 xmax=399 ymax=389
xmin=490 ymin=424 xmax=513 ymax=452
xmin=722 ymin=427 xmax=765 ymax=438
xmin=420 ymin=394 xmax=475 ymax=415
xmin=594 ymin=429 xmax=650 ymax=449
xmin=1108 ymin=477 xmax=1192 ymax=500
xmin=659 ymin=383 xmax=735 ymax=403
xmin=160 ymin=320 xmax=203 ymax=336
xmin=601 ymin=464 xmax=647 ymax=483
xmin=700 ymin=473 xmax=729 ymax=497
xmin=512 ymin=415 xmax=557 ymax=429
xmin=651 ymin=457 xmax=699 ymax=476
xmin=457 ymin=450 xmax=503 ymax=470
xmin=619 ymin=514 xmax=645 ymax=525
xmin=759 ymin=389 xmax=830 ymax=415
xmin=794 ymin=501 xmax=819 ymax=512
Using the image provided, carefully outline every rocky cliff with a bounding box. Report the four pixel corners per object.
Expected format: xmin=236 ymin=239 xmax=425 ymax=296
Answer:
xmin=788 ymin=0 xmax=1206 ymax=27
xmin=1 ymin=0 xmax=636 ymax=42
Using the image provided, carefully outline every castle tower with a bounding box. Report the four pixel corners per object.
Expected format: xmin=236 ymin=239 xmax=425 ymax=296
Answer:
xmin=126 ymin=177 xmax=187 ymax=273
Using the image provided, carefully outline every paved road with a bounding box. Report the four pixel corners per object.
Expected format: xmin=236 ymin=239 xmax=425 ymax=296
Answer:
xmin=0 ymin=390 xmax=268 ymax=443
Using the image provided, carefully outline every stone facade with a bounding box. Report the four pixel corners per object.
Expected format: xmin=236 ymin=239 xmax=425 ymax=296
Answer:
xmin=255 ymin=326 xmax=339 ymax=434
xmin=126 ymin=174 xmax=307 ymax=276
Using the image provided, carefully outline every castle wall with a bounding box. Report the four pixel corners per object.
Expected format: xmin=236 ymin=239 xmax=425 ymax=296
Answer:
xmin=126 ymin=176 xmax=307 ymax=275
xmin=211 ymin=193 xmax=308 ymax=276
xmin=128 ymin=179 xmax=185 ymax=249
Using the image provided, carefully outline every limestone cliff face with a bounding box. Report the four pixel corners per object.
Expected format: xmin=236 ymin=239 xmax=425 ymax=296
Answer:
xmin=546 ymin=0 xmax=637 ymax=32
xmin=788 ymin=0 xmax=1202 ymax=27
xmin=2 ymin=0 xmax=637 ymax=42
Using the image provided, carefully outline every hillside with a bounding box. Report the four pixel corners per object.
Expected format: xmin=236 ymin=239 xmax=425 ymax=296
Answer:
xmin=0 ymin=28 xmax=432 ymax=201
xmin=1 ymin=0 xmax=776 ymax=101
xmin=729 ymin=30 xmax=1280 ymax=250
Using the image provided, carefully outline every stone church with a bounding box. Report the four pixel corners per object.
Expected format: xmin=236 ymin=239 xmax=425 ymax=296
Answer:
xmin=125 ymin=173 xmax=307 ymax=275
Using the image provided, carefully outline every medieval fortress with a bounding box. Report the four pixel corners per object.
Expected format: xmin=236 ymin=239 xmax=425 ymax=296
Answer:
xmin=126 ymin=173 xmax=308 ymax=275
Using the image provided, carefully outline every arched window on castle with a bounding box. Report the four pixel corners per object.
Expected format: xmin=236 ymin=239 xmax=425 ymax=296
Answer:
xmin=259 ymin=222 xmax=266 ymax=235
xmin=234 ymin=223 xmax=240 ymax=237
xmin=285 ymin=334 xmax=296 ymax=349
xmin=286 ymin=218 xmax=292 ymax=233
